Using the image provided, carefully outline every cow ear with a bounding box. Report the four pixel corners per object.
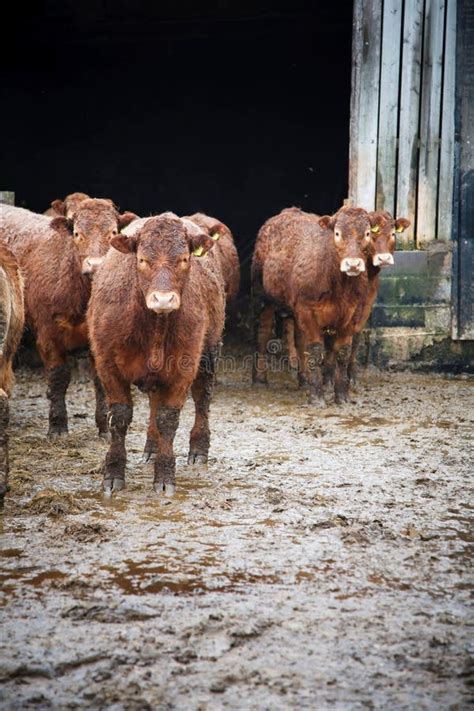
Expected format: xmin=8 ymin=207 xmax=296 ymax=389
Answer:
xmin=50 ymin=216 xmax=74 ymax=235
xmin=209 ymin=222 xmax=227 ymax=241
xmin=368 ymin=211 xmax=383 ymax=231
xmin=51 ymin=199 xmax=66 ymax=215
xmin=187 ymin=229 xmax=215 ymax=257
xmin=118 ymin=212 xmax=138 ymax=230
xmin=395 ymin=217 xmax=411 ymax=233
xmin=318 ymin=215 xmax=335 ymax=230
xmin=110 ymin=234 xmax=137 ymax=254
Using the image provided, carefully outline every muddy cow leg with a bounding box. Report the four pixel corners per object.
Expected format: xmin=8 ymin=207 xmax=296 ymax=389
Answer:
xmin=252 ymin=303 xmax=274 ymax=385
xmin=294 ymin=325 xmax=307 ymax=388
xmin=347 ymin=332 xmax=361 ymax=386
xmin=102 ymin=402 xmax=133 ymax=494
xmin=188 ymin=348 xmax=217 ymax=465
xmin=283 ymin=318 xmax=299 ymax=370
xmin=143 ymin=392 xmax=159 ymax=463
xmin=333 ymin=336 xmax=352 ymax=404
xmin=46 ymin=362 xmax=71 ymax=437
xmin=296 ymin=310 xmax=325 ymax=405
xmin=90 ymin=358 xmax=108 ymax=437
xmin=323 ymin=335 xmax=336 ymax=387
xmin=153 ymin=393 xmax=185 ymax=496
xmin=306 ymin=342 xmax=326 ymax=406
xmin=0 ymin=390 xmax=9 ymax=501
xmin=37 ymin=335 xmax=71 ymax=437
xmin=98 ymin=367 xmax=133 ymax=494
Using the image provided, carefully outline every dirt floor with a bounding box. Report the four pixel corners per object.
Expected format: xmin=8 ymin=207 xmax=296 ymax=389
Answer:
xmin=0 ymin=355 xmax=472 ymax=710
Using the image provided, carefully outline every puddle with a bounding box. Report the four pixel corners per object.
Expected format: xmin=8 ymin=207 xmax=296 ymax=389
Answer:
xmin=101 ymin=558 xmax=282 ymax=595
xmin=0 ymin=549 xmax=24 ymax=559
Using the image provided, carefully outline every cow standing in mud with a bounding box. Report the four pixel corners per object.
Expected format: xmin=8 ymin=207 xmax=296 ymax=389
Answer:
xmin=88 ymin=214 xmax=225 ymax=496
xmin=0 ymin=241 xmax=24 ymax=498
xmin=0 ymin=199 xmax=137 ymax=436
xmin=252 ymin=206 xmax=377 ymax=405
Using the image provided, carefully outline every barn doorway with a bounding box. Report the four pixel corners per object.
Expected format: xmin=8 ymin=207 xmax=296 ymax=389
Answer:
xmin=2 ymin=1 xmax=353 ymax=290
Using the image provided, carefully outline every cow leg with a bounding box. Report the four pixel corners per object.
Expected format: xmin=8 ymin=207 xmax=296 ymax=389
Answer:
xmin=252 ymin=303 xmax=274 ymax=385
xmin=294 ymin=325 xmax=307 ymax=388
xmin=36 ymin=333 xmax=71 ymax=437
xmin=90 ymin=358 xmax=108 ymax=437
xmin=347 ymin=332 xmax=361 ymax=386
xmin=0 ymin=390 xmax=9 ymax=502
xmin=99 ymin=367 xmax=133 ymax=495
xmin=333 ymin=337 xmax=352 ymax=404
xmin=143 ymin=392 xmax=159 ymax=463
xmin=296 ymin=310 xmax=325 ymax=406
xmin=153 ymin=390 xmax=186 ymax=496
xmin=188 ymin=348 xmax=217 ymax=465
xmin=323 ymin=335 xmax=336 ymax=386
xmin=46 ymin=362 xmax=71 ymax=437
xmin=283 ymin=318 xmax=299 ymax=370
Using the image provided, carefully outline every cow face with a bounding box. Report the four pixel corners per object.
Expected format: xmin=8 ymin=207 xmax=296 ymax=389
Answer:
xmin=110 ymin=215 xmax=215 ymax=314
xmin=51 ymin=198 xmax=137 ymax=276
xmin=368 ymin=212 xmax=410 ymax=268
xmin=319 ymin=207 xmax=373 ymax=277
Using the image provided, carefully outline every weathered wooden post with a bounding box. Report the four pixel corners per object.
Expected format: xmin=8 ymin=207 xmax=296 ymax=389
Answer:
xmin=0 ymin=192 xmax=14 ymax=205
xmin=348 ymin=0 xmax=469 ymax=368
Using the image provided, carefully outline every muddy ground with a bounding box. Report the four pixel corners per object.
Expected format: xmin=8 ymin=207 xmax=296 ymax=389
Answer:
xmin=0 ymin=355 xmax=472 ymax=710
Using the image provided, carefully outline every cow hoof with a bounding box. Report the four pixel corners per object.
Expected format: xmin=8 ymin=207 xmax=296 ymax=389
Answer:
xmin=187 ymin=453 xmax=208 ymax=466
xmin=142 ymin=450 xmax=156 ymax=464
xmin=252 ymin=373 xmax=268 ymax=386
xmin=153 ymin=481 xmax=176 ymax=497
xmin=48 ymin=425 xmax=68 ymax=438
xmin=335 ymin=393 xmax=349 ymax=405
xmin=103 ymin=477 xmax=125 ymax=496
xmin=308 ymin=395 xmax=326 ymax=408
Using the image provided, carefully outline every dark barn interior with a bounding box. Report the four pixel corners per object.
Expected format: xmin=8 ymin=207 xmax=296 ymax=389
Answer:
xmin=2 ymin=0 xmax=353 ymax=283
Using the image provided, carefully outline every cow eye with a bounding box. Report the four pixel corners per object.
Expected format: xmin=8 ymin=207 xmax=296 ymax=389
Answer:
xmin=112 ymin=229 xmax=118 ymax=236
xmin=73 ymin=231 xmax=80 ymax=239
xmin=334 ymin=231 xmax=342 ymax=241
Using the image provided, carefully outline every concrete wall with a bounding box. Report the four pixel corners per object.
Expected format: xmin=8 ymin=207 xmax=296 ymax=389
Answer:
xmin=365 ymin=246 xmax=474 ymax=372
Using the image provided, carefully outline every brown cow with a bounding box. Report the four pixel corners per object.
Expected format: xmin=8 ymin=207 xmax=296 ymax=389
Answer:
xmin=345 ymin=210 xmax=410 ymax=383
xmin=281 ymin=209 xmax=411 ymax=386
xmin=0 ymin=240 xmax=24 ymax=498
xmin=88 ymin=214 xmax=225 ymax=496
xmin=0 ymin=201 xmax=137 ymax=436
xmin=252 ymin=206 xmax=377 ymax=405
xmin=44 ymin=192 xmax=90 ymax=218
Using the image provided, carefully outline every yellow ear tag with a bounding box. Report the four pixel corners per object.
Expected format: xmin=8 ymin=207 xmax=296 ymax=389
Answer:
xmin=396 ymin=226 xmax=405 ymax=233
xmin=371 ymin=225 xmax=380 ymax=234
xmin=211 ymin=232 xmax=220 ymax=241
xmin=193 ymin=245 xmax=204 ymax=257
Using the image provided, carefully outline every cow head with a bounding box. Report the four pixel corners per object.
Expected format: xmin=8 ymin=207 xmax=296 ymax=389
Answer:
xmin=110 ymin=214 xmax=216 ymax=314
xmin=50 ymin=192 xmax=90 ymax=219
xmin=51 ymin=198 xmax=138 ymax=276
xmin=318 ymin=207 xmax=374 ymax=277
xmin=368 ymin=211 xmax=410 ymax=268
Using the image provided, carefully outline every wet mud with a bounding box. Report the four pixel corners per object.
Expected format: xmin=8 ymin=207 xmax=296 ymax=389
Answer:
xmin=0 ymin=358 xmax=472 ymax=709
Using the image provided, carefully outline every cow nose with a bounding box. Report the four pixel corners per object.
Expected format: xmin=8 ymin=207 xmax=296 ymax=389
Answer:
xmin=82 ymin=257 xmax=104 ymax=274
xmin=373 ymin=253 xmax=394 ymax=267
xmin=146 ymin=291 xmax=181 ymax=313
xmin=340 ymin=257 xmax=365 ymax=275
